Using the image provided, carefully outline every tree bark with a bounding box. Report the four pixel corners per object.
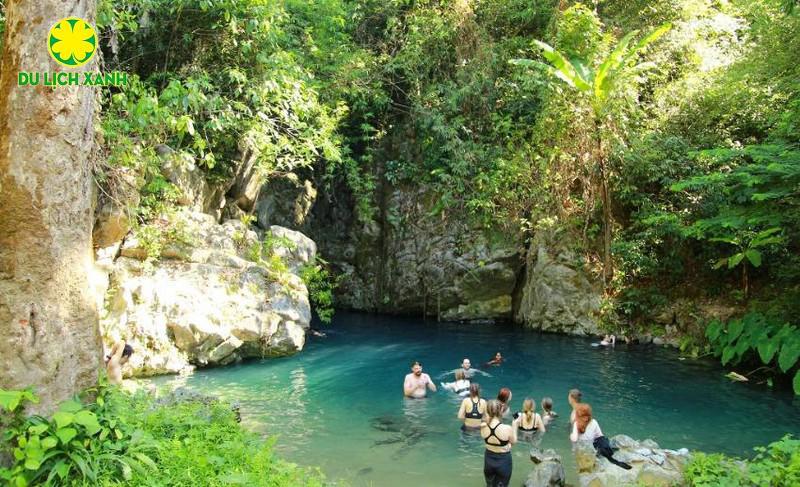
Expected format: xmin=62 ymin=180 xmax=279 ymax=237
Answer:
xmin=594 ymin=119 xmax=613 ymax=287
xmin=0 ymin=0 xmax=101 ymax=415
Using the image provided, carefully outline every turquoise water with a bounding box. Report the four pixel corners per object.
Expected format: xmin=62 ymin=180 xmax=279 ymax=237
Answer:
xmin=154 ymin=312 xmax=800 ymax=486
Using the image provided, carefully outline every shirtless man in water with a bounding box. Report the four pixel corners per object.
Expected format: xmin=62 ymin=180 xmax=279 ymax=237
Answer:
xmin=106 ymin=340 xmax=133 ymax=386
xmin=403 ymin=361 xmax=437 ymax=398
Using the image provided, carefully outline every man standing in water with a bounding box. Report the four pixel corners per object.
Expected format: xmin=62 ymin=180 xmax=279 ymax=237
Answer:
xmin=106 ymin=340 xmax=134 ymax=386
xmin=403 ymin=361 xmax=437 ymax=398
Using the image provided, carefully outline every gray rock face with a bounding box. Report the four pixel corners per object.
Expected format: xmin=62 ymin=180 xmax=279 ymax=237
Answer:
xmin=255 ymin=173 xmax=318 ymax=230
xmin=515 ymin=232 xmax=601 ymax=335
xmin=576 ymin=435 xmax=690 ymax=487
xmin=99 ymin=210 xmax=314 ymax=376
xmin=527 ymin=449 xmax=565 ymax=487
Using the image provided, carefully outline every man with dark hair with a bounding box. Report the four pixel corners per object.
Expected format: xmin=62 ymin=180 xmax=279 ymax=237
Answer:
xmin=106 ymin=340 xmax=134 ymax=386
xmin=403 ymin=361 xmax=436 ymax=398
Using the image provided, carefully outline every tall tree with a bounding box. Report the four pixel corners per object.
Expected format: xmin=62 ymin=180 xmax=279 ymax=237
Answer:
xmin=0 ymin=0 xmax=101 ymax=414
xmin=513 ymin=23 xmax=670 ymax=286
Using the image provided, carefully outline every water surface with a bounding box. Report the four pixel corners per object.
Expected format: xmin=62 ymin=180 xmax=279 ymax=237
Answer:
xmin=154 ymin=312 xmax=800 ymax=486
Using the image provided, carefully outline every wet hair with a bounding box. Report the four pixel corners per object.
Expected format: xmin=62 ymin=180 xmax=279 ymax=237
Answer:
xmin=575 ymin=403 xmax=593 ymax=434
xmin=469 ymin=383 xmax=481 ymax=398
xmin=542 ymin=397 xmax=554 ymax=412
xmin=522 ymin=398 xmax=535 ymax=421
xmin=122 ymin=344 xmax=134 ymax=358
xmin=568 ymin=389 xmax=582 ymax=403
xmin=455 ymin=369 xmax=466 ymax=381
xmin=486 ymin=399 xmax=503 ymax=420
xmin=410 ymin=361 xmax=421 ymax=369
xmin=497 ymin=387 xmax=511 ymax=403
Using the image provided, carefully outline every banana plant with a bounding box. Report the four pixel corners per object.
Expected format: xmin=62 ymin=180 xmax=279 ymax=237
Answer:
xmin=710 ymin=227 xmax=784 ymax=299
xmin=511 ymin=23 xmax=671 ymax=286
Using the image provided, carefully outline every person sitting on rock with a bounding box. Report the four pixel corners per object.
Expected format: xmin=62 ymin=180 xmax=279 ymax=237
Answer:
xmin=441 ymin=369 xmax=471 ymax=397
xmin=513 ymin=398 xmax=546 ymax=438
xmin=570 ymin=403 xmax=631 ymax=470
xmin=458 ymin=383 xmax=487 ymax=430
xmin=106 ymin=340 xmax=133 ymax=386
xmin=486 ymin=351 xmax=504 ymax=367
xmin=568 ymin=388 xmax=582 ymax=424
xmin=541 ymin=397 xmax=557 ymax=426
xmin=403 ymin=361 xmax=436 ymax=398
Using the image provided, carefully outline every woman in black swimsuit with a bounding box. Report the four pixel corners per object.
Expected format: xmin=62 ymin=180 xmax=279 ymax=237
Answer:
xmin=481 ymin=399 xmax=519 ymax=487
xmin=458 ymin=383 xmax=486 ymax=430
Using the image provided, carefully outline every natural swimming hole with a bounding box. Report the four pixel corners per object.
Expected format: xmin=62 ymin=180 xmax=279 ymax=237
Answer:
xmin=152 ymin=312 xmax=800 ymax=486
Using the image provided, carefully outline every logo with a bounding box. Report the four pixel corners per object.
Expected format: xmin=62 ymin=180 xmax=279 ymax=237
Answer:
xmin=47 ymin=17 xmax=97 ymax=68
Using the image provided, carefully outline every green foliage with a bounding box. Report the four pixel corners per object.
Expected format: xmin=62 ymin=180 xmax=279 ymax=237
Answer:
xmin=0 ymin=387 xmax=321 ymax=487
xmin=0 ymin=387 xmax=157 ymax=486
xmin=685 ymin=435 xmax=800 ymax=486
xmin=245 ymin=231 xmax=294 ymax=280
xmin=705 ymin=313 xmax=800 ymax=394
xmin=300 ymin=258 xmax=337 ymax=324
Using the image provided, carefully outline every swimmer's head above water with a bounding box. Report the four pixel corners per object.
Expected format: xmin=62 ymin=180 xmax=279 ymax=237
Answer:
xmin=462 ymin=358 xmax=471 ymax=370
xmin=410 ymin=361 xmax=423 ymax=376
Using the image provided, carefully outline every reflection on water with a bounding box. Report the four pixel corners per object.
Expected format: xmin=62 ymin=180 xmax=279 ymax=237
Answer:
xmin=152 ymin=312 xmax=800 ymax=487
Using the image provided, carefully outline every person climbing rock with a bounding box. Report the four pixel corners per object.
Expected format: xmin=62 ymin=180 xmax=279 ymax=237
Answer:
xmin=106 ymin=340 xmax=133 ymax=386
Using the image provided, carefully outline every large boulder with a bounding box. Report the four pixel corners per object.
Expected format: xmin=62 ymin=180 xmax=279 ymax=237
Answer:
xmin=100 ymin=210 xmax=314 ymax=376
xmin=526 ymin=449 xmax=566 ymax=487
xmin=576 ymin=435 xmax=691 ymax=487
xmin=255 ymin=173 xmax=318 ymax=229
xmin=515 ymin=232 xmax=601 ymax=335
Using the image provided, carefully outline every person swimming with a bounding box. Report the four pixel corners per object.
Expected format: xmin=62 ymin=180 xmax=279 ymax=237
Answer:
xmin=438 ymin=358 xmax=491 ymax=380
xmin=486 ymin=352 xmax=504 ymax=367
xmin=403 ymin=361 xmax=437 ymax=398
xmin=458 ymin=383 xmax=487 ymax=430
xmin=600 ymin=334 xmax=616 ymax=346
xmin=514 ymin=398 xmax=546 ymax=434
xmin=541 ymin=397 xmax=558 ymax=426
xmin=441 ymin=369 xmax=471 ymax=397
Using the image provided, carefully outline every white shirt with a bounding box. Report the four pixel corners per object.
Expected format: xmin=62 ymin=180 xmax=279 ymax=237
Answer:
xmin=570 ymin=418 xmax=603 ymax=443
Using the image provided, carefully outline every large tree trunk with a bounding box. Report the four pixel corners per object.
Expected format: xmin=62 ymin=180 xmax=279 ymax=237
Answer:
xmin=594 ymin=119 xmax=613 ymax=287
xmin=0 ymin=0 xmax=101 ymax=415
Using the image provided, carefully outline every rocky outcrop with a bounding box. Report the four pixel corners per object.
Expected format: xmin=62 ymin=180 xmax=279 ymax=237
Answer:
xmin=98 ymin=210 xmax=315 ymax=377
xmin=575 ymin=435 xmax=691 ymax=487
xmin=526 ymin=448 xmax=566 ymax=487
xmin=515 ymin=232 xmax=602 ymax=335
xmin=369 ymin=186 xmax=522 ymax=321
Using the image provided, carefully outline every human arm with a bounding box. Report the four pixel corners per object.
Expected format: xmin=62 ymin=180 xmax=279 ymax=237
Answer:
xmin=458 ymin=399 xmax=467 ymax=420
xmin=473 ymin=368 xmax=491 ymax=377
xmin=570 ymin=421 xmax=579 ymax=442
xmin=109 ymin=340 xmax=126 ymax=363
xmin=536 ymin=414 xmax=546 ymax=433
xmin=508 ymin=420 xmax=519 ymax=445
xmin=424 ymin=374 xmax=436 ymax=392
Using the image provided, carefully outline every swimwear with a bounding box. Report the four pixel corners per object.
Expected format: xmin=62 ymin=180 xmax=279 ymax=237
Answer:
xmin=465 ymin=398 xmax=482 ymax=420
xmin=484 ymin=422 xmax=509 ymax=447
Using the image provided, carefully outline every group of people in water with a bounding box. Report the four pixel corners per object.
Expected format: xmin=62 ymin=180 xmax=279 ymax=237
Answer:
xmin=403 ymin=356 xmax=629 ymax=487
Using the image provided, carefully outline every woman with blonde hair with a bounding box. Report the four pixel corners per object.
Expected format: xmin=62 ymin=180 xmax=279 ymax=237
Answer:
xmin=515 ymin=398 xmax=546 ymax=434
xmin=481 ymin=399 xmax=519 ymax=486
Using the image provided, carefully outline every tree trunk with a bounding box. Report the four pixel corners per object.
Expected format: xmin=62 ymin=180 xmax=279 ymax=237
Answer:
xmin=0 ymin=0 xmax=101 ymax=415
xmin=594 ymin=119 xmax=613 ymax=287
